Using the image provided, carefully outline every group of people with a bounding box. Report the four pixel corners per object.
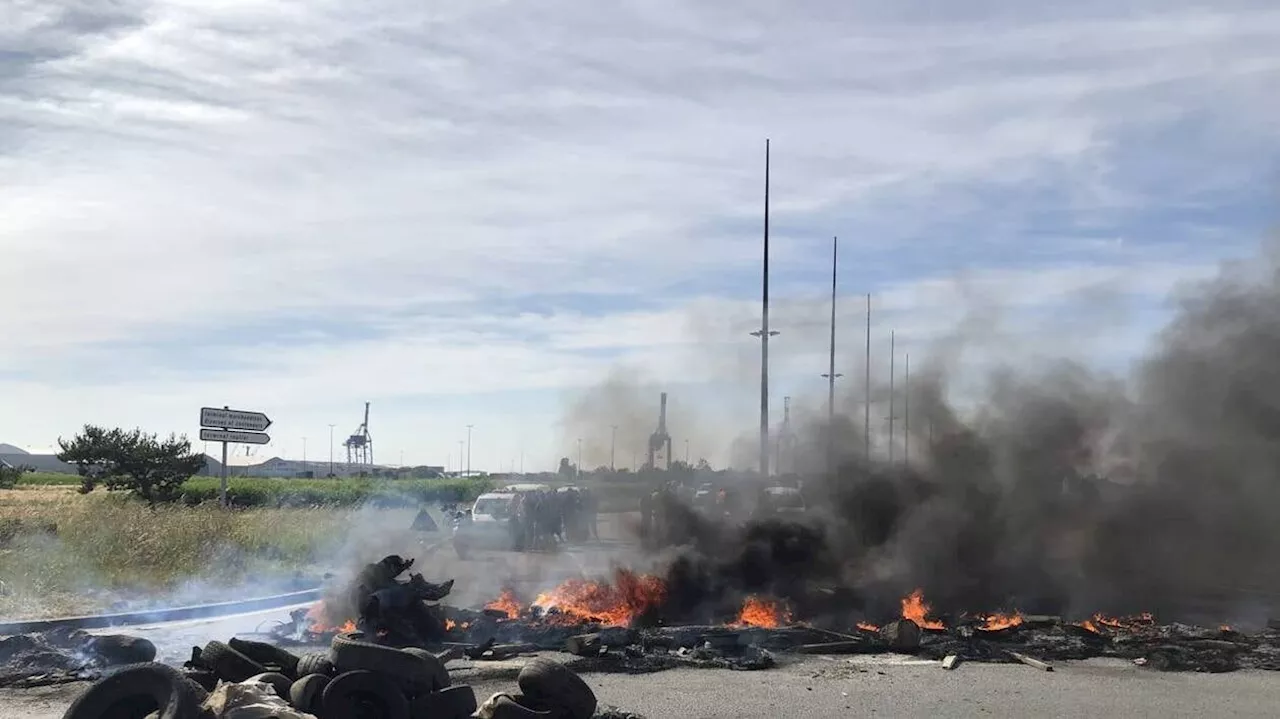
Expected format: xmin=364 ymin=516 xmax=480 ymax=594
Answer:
xmin=508 ymin=487 xmax=599 ymax=551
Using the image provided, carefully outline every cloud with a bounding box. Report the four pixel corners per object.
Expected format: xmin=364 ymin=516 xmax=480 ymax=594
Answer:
xmin=1 ymin=1 xmax=1278 ymax=468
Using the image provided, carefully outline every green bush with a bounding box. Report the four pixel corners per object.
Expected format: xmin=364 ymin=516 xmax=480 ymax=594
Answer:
xmin=175 ymin=477 xmax=493 ymax=508
xmin=12 ymin=473 xmax=492 ymax=508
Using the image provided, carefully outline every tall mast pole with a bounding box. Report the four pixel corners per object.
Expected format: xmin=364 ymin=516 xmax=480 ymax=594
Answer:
xmin=888 ymin=330 xmax=896 ymax=464
xmin=864 ymin=293 xmax=871 ymax=458
xmin=904 ymin=353 xmax=910 ymax=466
xmin=821 ymin=236 xmax=842 ymax=474
xmin=751 ymin=139 xmax=777 ymax=477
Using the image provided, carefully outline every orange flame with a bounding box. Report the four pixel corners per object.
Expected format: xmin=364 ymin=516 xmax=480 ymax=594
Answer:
xmin=1076 ymin=612 xmax=1155 ymax=633
xmin=979 ymin=612 xmax=1024 ymax=631
xmin=1220 ymin=624 xmax=1232 ymax=632
xmin=304 ymin=602 xmax=357 ymax=634
xmin=530 ymin=569 xmax=666 ymax=626
xmin=731 ymin=596 xmax=792 ymax=628
xmin=445 ymin=619 xmax=457 ymax=631
xmin=900 ymin=589 xmax=945 ymax=630
xmin=485 ymin=589 xmax=522 ymax=619
xmin=856 ymin=622 xmax=880 ymax=632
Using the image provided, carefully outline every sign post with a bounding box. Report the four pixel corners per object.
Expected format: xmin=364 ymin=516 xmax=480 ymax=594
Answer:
xmin=200 ymin=406 xmax=272 ymax=508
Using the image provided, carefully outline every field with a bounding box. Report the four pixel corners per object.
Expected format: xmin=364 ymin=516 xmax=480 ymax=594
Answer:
xmin=10 ymin=473 xmax=491 ymax=508
xmin=0 ymin=474 xmax=493 ymax=620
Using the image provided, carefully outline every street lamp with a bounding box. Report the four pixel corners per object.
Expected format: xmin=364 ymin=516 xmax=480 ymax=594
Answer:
xmin=301 ymin=437 xmax=307 ymax=475
xmin=327 ymin=424 xmax=335 ymax=477
xmin=458 ymin=440 xmax=465 ymax=476
xmin=610 ymin=425 xmax=617 ymax=472
xmin=466 ymin=424 xmax=473 ymax=478
xmin=576 ymin=438 xmax=582 ymax=480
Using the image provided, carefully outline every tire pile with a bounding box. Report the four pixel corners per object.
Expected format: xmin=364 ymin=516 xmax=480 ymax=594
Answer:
xmin=61 ymin=631 xmax=601 ymax=719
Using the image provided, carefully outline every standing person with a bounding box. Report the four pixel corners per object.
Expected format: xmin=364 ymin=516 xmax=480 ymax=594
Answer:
xmin=583 ymin=488 xmax=599 ymax=541
xmin=639 ymin=489 xmax=654 ymax=542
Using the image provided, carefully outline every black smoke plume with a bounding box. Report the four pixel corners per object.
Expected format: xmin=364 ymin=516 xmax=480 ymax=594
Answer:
xmin=649 ymin=242 xmax=1280 ymax=628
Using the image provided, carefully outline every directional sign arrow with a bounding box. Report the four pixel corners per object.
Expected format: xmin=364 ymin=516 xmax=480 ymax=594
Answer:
xmin=200 ymin=428 xmax=271 ymax=445
xmin=200 ymin=407 xmax=272 ymax=432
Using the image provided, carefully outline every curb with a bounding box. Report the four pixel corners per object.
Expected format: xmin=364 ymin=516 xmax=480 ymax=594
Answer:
xmin=0 ymin=587 xmax=322 ymax=635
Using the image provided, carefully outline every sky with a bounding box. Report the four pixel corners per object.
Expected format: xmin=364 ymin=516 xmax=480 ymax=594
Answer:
xmin=3 ymin=0 xmax=1279 ymax=471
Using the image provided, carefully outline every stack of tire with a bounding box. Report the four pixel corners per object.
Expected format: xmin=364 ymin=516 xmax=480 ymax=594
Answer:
xmin=61 ymin=632 xmax=478 ymax=719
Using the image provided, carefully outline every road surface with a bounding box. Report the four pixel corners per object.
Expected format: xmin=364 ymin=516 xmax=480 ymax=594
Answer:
xmin=6 ymin=653 xmax=1278 ymax=718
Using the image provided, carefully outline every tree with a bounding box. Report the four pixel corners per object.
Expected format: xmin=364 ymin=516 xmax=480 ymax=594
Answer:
xmin=56 ymin=425 xmax=206 ymax=506
xmin=0 ymin=463 xmax=33 ymax=489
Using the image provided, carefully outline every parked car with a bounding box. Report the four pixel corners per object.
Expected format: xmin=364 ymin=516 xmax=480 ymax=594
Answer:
xmin=452 ymin=491 xmax=519 ymax=557
xmin=753 ymin=486 xmax=806 ymax=518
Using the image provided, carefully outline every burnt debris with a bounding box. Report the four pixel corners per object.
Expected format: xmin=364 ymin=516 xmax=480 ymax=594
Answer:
xmin=0 ymin=628 xmax=156 ymax=688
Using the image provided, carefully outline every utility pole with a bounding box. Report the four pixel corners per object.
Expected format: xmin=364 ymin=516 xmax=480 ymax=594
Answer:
xmin=904 ymin=353 xmax=910 ymax=465
xmin=821 ymin=236 xmax=842 ymax=473
xmin=327 ymin=424 xmax=335 ymax=477
xmin=750 ymin=139 xmax=779 ymax=477
xmin=458 ymin=440 xmax=464 ymax=476
xmin=466 ymin=424 xmax=473 ymax=478
xmin=685 ymin=439 xmax=690 ymax=465
xmin=864 ymin=293 xmax=872 ymax=458
xmin=576 ymin=438 xmax=583 ymax=479
xmin=888 ymin=330 xmax=896 ymax=464
xmin=610 ymin=425 xmax=617 ymax=472
xmin=301 ymin=437 xmax=307 ymax=474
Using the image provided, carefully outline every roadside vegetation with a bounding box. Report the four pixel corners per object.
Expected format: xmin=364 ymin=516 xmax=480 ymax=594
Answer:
xmin=0 ymin=493 xmax=350 ymax=618
xmin=10 ymin=473 xmax=491 ymax=507
xmin=0 ymin=425 xmax=495 ymax=619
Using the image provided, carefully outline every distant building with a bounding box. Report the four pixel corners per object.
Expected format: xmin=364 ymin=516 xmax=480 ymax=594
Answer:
xmin=0 ymin=447 xmax=224 ymax=477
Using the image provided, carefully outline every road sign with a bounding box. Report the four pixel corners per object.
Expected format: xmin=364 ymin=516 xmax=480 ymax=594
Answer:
xmin=200 ymin=428 xmax=271 ymax=445
xmin=200 ymin=407 xmax=272 ymax=432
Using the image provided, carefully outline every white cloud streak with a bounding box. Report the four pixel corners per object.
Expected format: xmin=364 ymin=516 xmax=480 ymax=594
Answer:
xmin=2 ymin=1 xmax=1277 ymax=467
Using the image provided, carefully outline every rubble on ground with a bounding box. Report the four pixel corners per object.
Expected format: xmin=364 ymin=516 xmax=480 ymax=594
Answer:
xmin=0 ymin=628 xmax=156 ymax=688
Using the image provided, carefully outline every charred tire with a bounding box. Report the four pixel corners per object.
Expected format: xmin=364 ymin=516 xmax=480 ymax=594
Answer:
xmin=401 ymin=648 xmax=450 ymax=691
xmin=182 ymin=669 xmax=218 ymax=693
xmin=289 ymin=674 xmax=331 ymax=714
xmin=61 ymin=662 xmax=207 ymax=719
xmin=320 ymin=670 xmax=410 ymax=719
xmin=409 ymin=685 xmax=476 ymax=719
xmin=516 ymin=659 xmax=596 ymax=719
xmin=229 ymin=637 xmax=301 ymax=678
xmin=86 ymin=635 xmax=158 ymax=666
xmin=297 ymin=652 xmax=336 ymax=677
xmin=200 ymin=640 xmax=267 ymax=683
xmin=329 ymin=632 xmax=430 ymax=686
xmin=480 ymin=694 xmax=554 ymax=719
xmin=246 ymin=672 xmax=293 ymax=699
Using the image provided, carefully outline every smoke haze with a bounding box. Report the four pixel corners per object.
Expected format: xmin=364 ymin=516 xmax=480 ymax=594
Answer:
xmin=567 ymin=238 xmax=1280 ymax=628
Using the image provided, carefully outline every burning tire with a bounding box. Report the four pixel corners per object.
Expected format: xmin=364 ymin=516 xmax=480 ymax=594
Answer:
xmin=401 ymin=647 xmax=450 ymax=691
xmin=329 ymin=631 xmax=434 ymax=688
xmin=230 ymin=637 xmax=301 ymax=678
xmin=201 ymin=640 xmax=267 ymax=682
xmin=289 ymin=674 xmax=331 ymax=714
xmin=297 ymin=652 xmax=336 ymax=677
xmin=410 ymin=684 xmax=477 ymax=719
xmin=321 ymin=670 xmax=410 ymax=719
xmin=246 ymin=671 xmax=293 ymax=700
xmin=516 ymin=659 xmax=597 ymax=719
xmin=61 ymin=662 xmax=207 ymax=719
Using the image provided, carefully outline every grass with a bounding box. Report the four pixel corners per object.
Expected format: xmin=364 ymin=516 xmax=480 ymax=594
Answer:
xmin=13 ymin=473 xmax=492 ymax=508
xmin=0 ymin=492 xmax=352 ymax=619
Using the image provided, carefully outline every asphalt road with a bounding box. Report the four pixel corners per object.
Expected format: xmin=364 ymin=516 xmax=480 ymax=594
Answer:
xmin=6 ymin=653 xmax=1279 ymax=719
